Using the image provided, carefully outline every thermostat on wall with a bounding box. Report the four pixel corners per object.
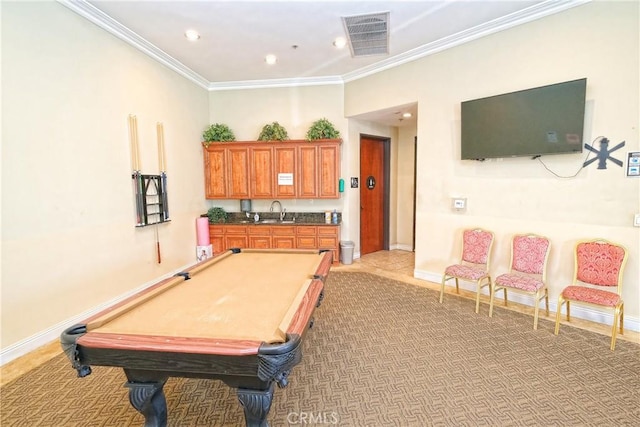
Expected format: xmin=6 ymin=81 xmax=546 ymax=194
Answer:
xmin=452 ymin=198 xmax=467 ymax=212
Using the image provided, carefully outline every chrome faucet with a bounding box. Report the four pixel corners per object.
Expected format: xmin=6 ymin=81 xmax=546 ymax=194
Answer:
xmin=269 ymin=200 xmax=286 ymax=221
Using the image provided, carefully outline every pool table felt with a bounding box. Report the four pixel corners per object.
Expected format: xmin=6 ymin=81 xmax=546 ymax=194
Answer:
xmin=88 ymin=250 xmax=327 ymax=344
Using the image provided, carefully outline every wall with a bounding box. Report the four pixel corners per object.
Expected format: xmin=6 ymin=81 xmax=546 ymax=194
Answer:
xmin=345 ymin=1 xmax=640 ymax=325
xmin=1 ymin=2 xmax=209 ymax=354
xmin=396 ymin=125 xmax=416 ymax=250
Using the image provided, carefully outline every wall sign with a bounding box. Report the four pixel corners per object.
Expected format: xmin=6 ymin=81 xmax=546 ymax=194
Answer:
xmin=366 ymin=176 xmax=376 ymax=190
xmin=627 ymin=152 xmax=640 ymax=177
xmin=277 ymin=173 xmax=294 ymax=185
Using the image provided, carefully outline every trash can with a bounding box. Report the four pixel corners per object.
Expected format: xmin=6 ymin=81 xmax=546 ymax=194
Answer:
xmin=340 ymin=240 xmax=355 ymax=265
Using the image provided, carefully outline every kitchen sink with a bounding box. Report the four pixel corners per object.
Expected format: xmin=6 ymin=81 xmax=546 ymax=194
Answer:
xmin=259 ymin=219 xmax=279 ymax=224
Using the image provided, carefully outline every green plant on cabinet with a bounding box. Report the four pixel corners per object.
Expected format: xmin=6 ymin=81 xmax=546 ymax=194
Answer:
xmin=306 ymin=118 xmax=340 ymax=140
xmin=257 ymin=122 xmax=289 ymax=141
xmin=202 ymin=123 xmax=236 ymax=146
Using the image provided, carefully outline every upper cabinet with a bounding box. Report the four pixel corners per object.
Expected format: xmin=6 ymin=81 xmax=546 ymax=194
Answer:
xmin=204 ymin=139 xmax=341 ymax=200
xmin=274 ymin=144 xmax=297 ymax=198
xmin=203 ymin=146 xmax=227 ymax=198
xmin=227 ymin=146 xmax=250 ymax=198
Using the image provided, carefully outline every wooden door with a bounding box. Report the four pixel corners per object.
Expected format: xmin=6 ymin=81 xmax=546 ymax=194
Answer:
xmin=360 ymin=136 xmax=388 ymax=255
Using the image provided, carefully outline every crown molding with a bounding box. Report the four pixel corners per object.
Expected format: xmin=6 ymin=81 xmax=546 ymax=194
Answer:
xmin=58 ymin=0 xmax=590 ymax=91
xmin=208 ymin=75 xmax=344 ymax=91
xmin=56 ymin=0 xmax=210 ymax=89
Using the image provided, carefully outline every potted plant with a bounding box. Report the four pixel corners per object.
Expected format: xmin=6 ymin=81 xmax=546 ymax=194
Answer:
xmin=306 ymin=118 xmax=340 ymax=140
xmin=202 ymin=123 xmax=236 ymax=147
xmin=257 ymin=122 xmax=289 ymax=141
xmin=206 ymin=207 xmax=228 ymax=223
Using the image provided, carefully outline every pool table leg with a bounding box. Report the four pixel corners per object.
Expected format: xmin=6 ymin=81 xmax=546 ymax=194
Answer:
xmin=237 ymin=382 xmax=275 ymax=427
xmin=124 ymin=371 xmax=168 ymax=427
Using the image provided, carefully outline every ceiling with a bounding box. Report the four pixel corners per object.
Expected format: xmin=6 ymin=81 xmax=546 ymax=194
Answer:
xmin=62 ymin=0 xmax=586 ymax=127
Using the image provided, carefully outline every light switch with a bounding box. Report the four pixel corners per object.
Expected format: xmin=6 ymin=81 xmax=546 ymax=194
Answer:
xmin=634 ymin=213 xmax=640 ymax=227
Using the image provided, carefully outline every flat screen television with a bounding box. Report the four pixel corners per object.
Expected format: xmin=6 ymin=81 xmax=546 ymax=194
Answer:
xmin=460 ymin=78 xmax=587 ymax=160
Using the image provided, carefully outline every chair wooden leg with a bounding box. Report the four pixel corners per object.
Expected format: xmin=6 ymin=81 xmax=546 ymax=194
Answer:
xmin=475 ymin=279 xmax=484 ymax=314
xmin=439 ymin=276 xmax=447 ymax=304
xmin=489 ymin=284 xmax=496 ymax=318
xmin=620 ymin=302 xmax=624 ymax=334
xmin=610 ymin=306 xmax=620 ymax=351
xmin=554 ymin=296 xmax=564 ymax=335
xmin=544 ymin=289 xmax=549 ymax=317
xmin=533 ymin=298 xmax=540 ymax=330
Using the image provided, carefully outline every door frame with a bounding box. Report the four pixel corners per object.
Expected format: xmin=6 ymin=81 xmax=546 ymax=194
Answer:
xmin=359 ymin=134 xmax=391 ymax=252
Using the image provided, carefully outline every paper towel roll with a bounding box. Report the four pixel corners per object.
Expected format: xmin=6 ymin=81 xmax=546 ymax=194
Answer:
xmin=196 ymin=217 xmax=210 ymax=246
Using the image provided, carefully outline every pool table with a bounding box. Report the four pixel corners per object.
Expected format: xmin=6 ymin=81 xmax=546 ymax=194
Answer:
xmin=61 ymin=248 xmax=332 ymax=427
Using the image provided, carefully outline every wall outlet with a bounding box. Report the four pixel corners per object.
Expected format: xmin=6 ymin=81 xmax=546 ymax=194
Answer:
xmin=634 ymin=213 xmax=640 ymax=227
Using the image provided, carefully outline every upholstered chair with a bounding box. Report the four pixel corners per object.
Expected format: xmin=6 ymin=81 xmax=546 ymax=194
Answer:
xmin=439 ymin=228 xmax=494 ymax=313
xmin=554 ymin=239 xmax=628 ymax=351
xmin=489 ymin=234 xmax=551 ymax=329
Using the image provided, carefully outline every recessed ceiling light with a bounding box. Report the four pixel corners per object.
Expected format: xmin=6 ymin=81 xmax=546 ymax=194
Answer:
xmin=265 ymin=54 xmax=277 ymax=65
xmin=184 ymin=30 xmax=200 ymax=41
xmin=333 ymin=37 xmax=347 ymax=49
xmin=402 ymin=112 xmax=413 ymax=118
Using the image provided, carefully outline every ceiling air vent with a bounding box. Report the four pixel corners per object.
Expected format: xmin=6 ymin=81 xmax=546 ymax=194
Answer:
xmin=342 ymin=11 xmax=390 ymax=57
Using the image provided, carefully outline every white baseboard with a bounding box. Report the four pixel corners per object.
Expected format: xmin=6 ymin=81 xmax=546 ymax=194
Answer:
xmin=1 ymin=262 xmax=194 ymax=366
xmin=414 ymin=268 xmax=640 ymax=333
xmin=390 ymin=244 xmax=413 ymax=251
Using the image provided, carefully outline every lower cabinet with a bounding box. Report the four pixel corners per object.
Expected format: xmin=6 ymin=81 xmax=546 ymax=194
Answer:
xmin=272 ymin=226 xmax=296 ymax=249
xmin=248 ymin=226 xmax=271 ymax=249
xmin=210 ymin=224 xmax=340 ymax=264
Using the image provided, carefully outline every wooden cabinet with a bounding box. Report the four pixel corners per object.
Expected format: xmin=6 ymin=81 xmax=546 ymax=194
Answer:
xmin=297 ymin=145 xmax=318 ymax=198
xmin=224 ymin=225 xmax=248 ymax=249
xmin=248 ymin=226 xmax=272 ymax=248
xmin=204 ymin=147 xmax=227 ymax=199
xmin=210 ymin=224 xmax=340 ymax=264
xmin=296 ymin=142 xmax=341 ymax=198
xmin=227 ymin=147 xmax=250 ymax=199
xmin=210 ymin=225 xmax=224 ymax=254
xmin=318 ymin=226 xmax=340 ymax=264
xmin=296 ymin=226 xmax=317 ymax=248
xmin=318 ymin=143 xmax=340 ymax=198
xmin=204 ymin=140 xmax=340 ymax=199
xmin=250 ymin=146 xmax=274 ymax=198
xmin=274 ymin=145 xmax=297 ymax=198
xmin=272 ymin=225 xmax=296 ymax=248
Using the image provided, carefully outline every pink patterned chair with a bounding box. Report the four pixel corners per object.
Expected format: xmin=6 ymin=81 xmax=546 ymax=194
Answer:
xmin=489 ymin=234 xmax=551 ymax=329
xmin=439 ymin=228 xmax=494 ymax=313
xmin=554 ymin=239 xmax=628 ymax=351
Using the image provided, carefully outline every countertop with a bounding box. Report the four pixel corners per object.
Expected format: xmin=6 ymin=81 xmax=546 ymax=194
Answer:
xmin=205 ymin=211 xmax=342 ymax=226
